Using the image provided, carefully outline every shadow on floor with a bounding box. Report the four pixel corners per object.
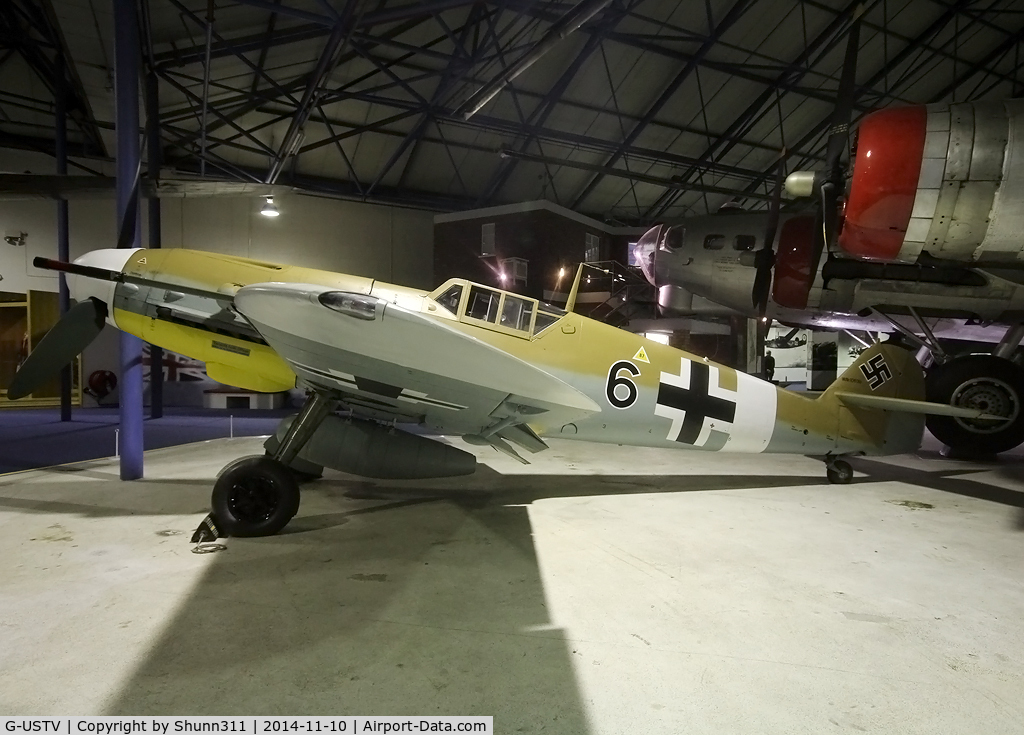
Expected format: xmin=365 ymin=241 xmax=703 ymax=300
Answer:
xmin=103 ymin=480 xmax=594 ymax=729
xmin=0 ymin=458 xmax=827 ymax=523
xmin=849 ymin=455 xmax=1024 ymax=510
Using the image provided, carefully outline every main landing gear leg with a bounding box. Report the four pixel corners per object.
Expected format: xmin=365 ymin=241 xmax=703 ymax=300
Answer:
xmin=869 ymin=309 xmax=1024 ymax=458
xmin=824 ymin=455 xmax=853 ymax=485
xmin=197 ymin=391 xmax=334 ymax=540
xmin=924 ymin=322 xmax=1024 ymax=459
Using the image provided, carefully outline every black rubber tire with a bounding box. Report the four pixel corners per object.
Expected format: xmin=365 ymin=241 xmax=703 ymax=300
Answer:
xmin=925 ymin=354 xmax=1024 ymax=456
xmin=212 ymin=456 xmax=300 ymax=537
xmin=826 ymin=459 xmax=853 ymax=485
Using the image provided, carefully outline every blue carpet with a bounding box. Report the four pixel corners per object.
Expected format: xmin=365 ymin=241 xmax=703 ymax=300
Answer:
xmin=0 ymin=407 xmax=291 ymax=474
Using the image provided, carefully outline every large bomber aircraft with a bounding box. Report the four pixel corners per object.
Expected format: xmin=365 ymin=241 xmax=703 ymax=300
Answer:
xmin=9 ymin=247 xmax=1004 ymax=538
xmin=637 ymin=97 xmax=1024 ymax=459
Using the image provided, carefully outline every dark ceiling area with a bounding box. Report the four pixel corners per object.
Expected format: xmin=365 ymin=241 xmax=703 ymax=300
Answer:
xmin=2 ymin=0 xmax=1024 ymax=223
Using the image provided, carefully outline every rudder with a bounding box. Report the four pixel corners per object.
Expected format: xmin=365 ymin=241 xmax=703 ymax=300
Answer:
xmin=822 ymin=341 xmax=925 ymax=401
xmin=820 ymin=341 xmax=926 ymax=455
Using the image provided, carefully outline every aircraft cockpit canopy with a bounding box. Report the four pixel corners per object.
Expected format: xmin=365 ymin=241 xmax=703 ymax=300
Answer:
xmin=430 ymin=280 xmax=566 ymax=339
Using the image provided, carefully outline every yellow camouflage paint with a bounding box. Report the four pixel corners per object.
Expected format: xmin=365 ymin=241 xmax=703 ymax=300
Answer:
xmin=108 ymin=248 xmax=930 ymax=455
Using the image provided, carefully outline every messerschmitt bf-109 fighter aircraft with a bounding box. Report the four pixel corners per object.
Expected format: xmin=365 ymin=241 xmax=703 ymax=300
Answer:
xmin=9 ymin=248 xmax=1007 ymax=538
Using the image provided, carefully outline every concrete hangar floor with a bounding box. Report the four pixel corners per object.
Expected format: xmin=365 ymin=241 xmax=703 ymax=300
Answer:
xmin=1 ymin=434 xmax=1023 ymax=733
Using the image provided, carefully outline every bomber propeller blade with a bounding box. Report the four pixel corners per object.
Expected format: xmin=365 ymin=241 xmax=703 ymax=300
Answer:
xmin=804 ymin=7 xmax=863 ymax=285
xmin=752 ymin=149 xmax=787 ymax=317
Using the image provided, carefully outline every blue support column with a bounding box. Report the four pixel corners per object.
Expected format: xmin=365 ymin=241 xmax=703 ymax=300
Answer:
xmin=114 ymin=0 xmax=144 ymax=480
xmin=55 ymin=61 xmax=72 ymax=423
xmin=146 ymin=71 xmax=163 ymax=420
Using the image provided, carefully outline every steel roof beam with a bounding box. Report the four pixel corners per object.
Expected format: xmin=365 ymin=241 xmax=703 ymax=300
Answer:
xmin=160 ymin=14 xmax=432 ymax=153
xmin=364 ymin=2 xmax=493 ymax=196
xmin=288 ymin=91 xmax=776 ymax=181
xmin=392 ymin=3 xmax=488 ymax=193
xmin=734 ymin=0 xmax=989 ymax=207
xmin=478 ymin=0 xmax=638 ymax=204
xmin=645 ymin=0 xmax=871 ymax=219
xmin=800 ymin=0 xmax=1022 ymax=89
xmin=231 ymin=0 xmax=481 ymax=30
xmin=569 ymin=0 xmax=754 ymax=209
xmin=0 ymin=0 xmax=105 ymax=154
xmin=926 ymin=23 xmax=1024 ymax=102
xmin=501 ymin=148 xmax=780 ymax=202
xmin=154 ymin=22 xmax=328 ymax=69
xmin=165 ymin=155 xmax=478 ymax=211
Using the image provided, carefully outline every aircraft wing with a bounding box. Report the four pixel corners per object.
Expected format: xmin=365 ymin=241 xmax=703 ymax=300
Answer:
xmin=233 ymin=282 xmax=601 ymax=444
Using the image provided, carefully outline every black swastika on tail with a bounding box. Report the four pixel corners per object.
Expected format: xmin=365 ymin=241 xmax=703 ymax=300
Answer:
xmin=859 ymin=354 xmax=893 ymax=390
xmin=657 ymin=361 xmax=736 ymax=444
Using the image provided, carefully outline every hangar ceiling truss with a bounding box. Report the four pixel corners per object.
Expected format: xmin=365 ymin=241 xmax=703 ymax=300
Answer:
xmin=2 ymin=0 xmax=1024 ymax=222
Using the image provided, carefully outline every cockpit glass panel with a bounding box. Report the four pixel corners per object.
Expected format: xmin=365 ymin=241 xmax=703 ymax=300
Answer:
xmin=466 ymin=285 xmax=501 ymax=323
xmin=534 ymin=312 xmax=560 ymax=334
xmin=500 ymin=295 xmax=534 ymax=331
xmin=435 ymin=284 xmax=463 ymax=314
xmin=703 ymin=234 xmax=725 ymax=250
xmin=662 ymin=226 xmax=685 ymax=250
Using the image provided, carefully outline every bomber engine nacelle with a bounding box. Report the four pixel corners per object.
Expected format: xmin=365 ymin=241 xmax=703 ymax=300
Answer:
xmin=822 ymin=100 xmax=1024 ymax=265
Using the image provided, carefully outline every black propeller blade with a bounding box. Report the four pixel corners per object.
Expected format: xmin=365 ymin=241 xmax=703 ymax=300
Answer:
xmin=8 ymin=121 xmax=148 ymax=404
xmin=806 ymin=8 xmax=862 ymax=283
xmin=752 ymin=149 xmax=787 ymax=317
xmin=7 ymin=298 xmax=107 ymax=400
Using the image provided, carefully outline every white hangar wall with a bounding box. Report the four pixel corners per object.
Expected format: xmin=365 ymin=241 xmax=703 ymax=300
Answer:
xmin=0 ymin=197 xmax=435 ymax=295
xmin=0 ymin=150 xmax=436 ymax=405
xmin=0 ymin=148 xmax=435 ymax=293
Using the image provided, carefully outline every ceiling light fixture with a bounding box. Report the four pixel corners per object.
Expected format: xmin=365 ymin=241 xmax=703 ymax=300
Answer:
xmin=260 ymin=196 xmax=279 ymax=217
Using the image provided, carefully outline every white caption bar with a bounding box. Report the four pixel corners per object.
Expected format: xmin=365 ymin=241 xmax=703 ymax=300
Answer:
xmin=2 ymin=718 xmax=492 ymax=735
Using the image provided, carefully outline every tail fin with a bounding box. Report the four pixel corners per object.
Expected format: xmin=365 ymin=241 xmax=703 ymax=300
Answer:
xmin=823 ymin=342 xmax=925 ymax=402
xmin=818 ymin=342 xmax=1007 ymax=454
xmin=820 ymin=341 xmax=926 ymax=454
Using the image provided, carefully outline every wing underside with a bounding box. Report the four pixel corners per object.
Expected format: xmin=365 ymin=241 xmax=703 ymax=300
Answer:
xmin=232 ymin=282 xmax=600 ymax=448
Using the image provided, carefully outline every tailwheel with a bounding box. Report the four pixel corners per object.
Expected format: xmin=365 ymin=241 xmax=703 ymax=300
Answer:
xmin=212 ymin=456 xmax=300 ymax=537
xmin=826 ymin=459 xmax=853 ymax=485
xmin=925 ymin=354 xmax=1024 ymax=457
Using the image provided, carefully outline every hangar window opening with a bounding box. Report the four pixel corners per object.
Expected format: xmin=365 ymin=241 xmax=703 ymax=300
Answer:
xmin=627 ymin=242 xmax=640 ymax=267
xmin=481 ymin=223 xmax=496 ymax=255
xmin=467 ymin=286 xmax=501 ymax=322
xmin=435 ymin=284 xmax=463 ymax=314
xmin=703 ymin=234 xmax=725 ymax=250
xmin=734 ymin=235 xmax=756 ymax=251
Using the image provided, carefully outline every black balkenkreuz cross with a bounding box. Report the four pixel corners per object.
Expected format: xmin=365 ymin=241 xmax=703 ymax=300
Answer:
xmin=656 ymin=360 xmax=736 ymax=445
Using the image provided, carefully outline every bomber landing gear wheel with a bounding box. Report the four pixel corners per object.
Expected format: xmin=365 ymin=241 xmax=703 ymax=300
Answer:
xmin=926 ymin=355 xmax=1024 ymax=457
xmin=212 ymin=456 xmax=300 ymax=537
xmin=826 ymin=459 xmax=853 ymax=485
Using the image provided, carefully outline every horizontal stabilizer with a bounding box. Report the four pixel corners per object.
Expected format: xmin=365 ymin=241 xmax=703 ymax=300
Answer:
xmin=835 ymin=392 xmax=1010 ymax=422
